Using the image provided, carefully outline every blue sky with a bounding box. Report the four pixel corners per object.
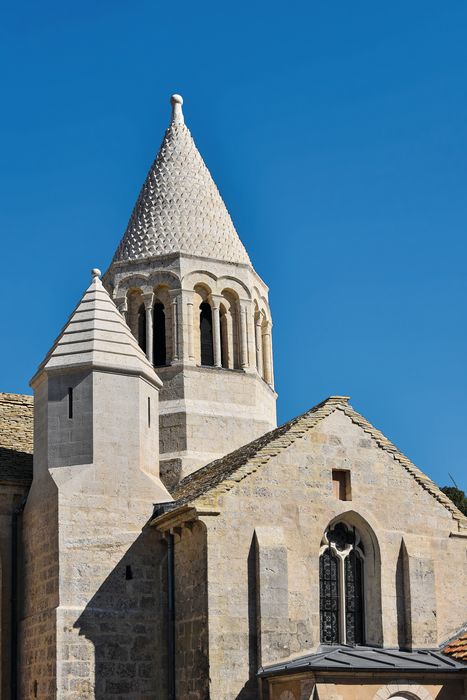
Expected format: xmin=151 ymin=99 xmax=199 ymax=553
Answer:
xmin=1 ymin=2 xmax=466 ymax=490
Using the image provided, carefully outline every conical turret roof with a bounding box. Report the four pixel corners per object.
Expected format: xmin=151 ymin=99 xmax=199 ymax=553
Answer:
xmin=32 ymin=269 xmax=160 ymax=386
xmin=111 ymin=94 xmax=251 ymax=266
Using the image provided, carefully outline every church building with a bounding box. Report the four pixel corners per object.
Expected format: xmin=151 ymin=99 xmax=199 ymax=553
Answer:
xmin=0 ymin=94 xmax=466 ymax=699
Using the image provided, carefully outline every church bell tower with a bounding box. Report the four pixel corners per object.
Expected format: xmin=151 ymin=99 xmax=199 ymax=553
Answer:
xmin=105 ymin=94 xmax=277 ymax=486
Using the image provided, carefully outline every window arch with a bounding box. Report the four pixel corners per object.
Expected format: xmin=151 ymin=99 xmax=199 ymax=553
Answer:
xmin=319 ymin=522 xmax=365 ymax=645
xmin=200 ymin=302 xmax=214 ymax=366
xmin=153 ymin=302 xmax=167 ymax=366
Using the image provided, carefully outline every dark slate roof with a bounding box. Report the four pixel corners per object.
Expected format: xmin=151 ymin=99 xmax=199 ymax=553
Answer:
xmin=258 ymin=646 xmax=467 ymax=677
xmin=169 ymin=396 xmax=466 ymax=525
xmin=0 ymin=393 xmax=33 ymax=484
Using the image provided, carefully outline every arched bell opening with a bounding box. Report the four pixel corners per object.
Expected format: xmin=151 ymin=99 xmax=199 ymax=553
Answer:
xmin=199 ymin=302 xmax=214 ymax=367
xmin=137 ymin=303 xmax=146 ymax=353
xmin=153 ymin=302 xmax=166 ymax=366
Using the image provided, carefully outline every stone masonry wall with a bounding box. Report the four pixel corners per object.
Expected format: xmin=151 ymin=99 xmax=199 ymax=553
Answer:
xmin=200 ymin=409 xmax=466 ymax=699
xmin=174 ymin=521 xmax=209 ymax=700
xmin=158 ymin=364 xmax=276 ymax=484
xmin=0 ymin=481 xmax=30 ymax=698
xmin=20 ymin=478 xmax=59 ymax=698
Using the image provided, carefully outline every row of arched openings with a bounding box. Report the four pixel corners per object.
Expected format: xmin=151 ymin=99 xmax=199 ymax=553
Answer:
xmin=319 ymin=522 xmax=364 ymax=646
xmin=128 ymin=287 xmax=271 ymax=378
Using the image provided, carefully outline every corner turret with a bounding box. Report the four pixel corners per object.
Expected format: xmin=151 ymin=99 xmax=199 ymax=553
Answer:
xmin=20 ymin=269 xmax=172 ymax=697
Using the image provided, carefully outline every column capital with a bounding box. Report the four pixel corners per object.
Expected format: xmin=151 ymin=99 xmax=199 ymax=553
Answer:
xmin=168 ymin=288 xmax=182 ymax=302
xmin=208 ymin=293 xmax=223 ymax=310
xmin=114 ymin=296 xmax=128 ymax=313
xmin=142 ymin=292 xmax=154 ymax=310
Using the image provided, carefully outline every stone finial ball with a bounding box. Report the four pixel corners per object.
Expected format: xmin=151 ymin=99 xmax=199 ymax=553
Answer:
xmin=171 ymin=94 xmax=183 ymax=105
xmin=91 ymin=268 xmax=102 ymax=279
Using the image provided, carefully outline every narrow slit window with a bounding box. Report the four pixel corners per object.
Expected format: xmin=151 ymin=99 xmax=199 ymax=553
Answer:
xmin=68 ymin=388 xmax=73 ymax=419
xmin=148 ymin=397 xmax=151 ymax=427
xmin=125 ymin=564 xmax=133 ymax=580
xmin=332 ymin=470 xmax=351 ymax=501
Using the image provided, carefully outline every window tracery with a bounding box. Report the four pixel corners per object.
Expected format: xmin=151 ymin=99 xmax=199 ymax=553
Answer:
xmin=319 ymin=522 xmax=365 ymax=645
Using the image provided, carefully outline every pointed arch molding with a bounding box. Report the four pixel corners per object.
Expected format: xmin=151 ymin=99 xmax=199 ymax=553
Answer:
xmin=372 ymin=681 xmax=433 ymax=700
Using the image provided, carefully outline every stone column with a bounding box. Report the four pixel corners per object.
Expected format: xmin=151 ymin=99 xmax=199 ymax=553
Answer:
xmin=143 ymin=293 xmax=154 ymax=365
xmin=239 ymin=302 xmax=249 ymax=369
xmin=268 ymin=323 xmax=275 ymax=386
xmin=169 ymin=290 xmax=180 ymax=363
xmin=185 ymin=291 xmax=195 ymax=363
xmin=115 ymin=297 xmax=128 ymax=323
xmin=210 ymin=295 xmax=222 ymax=368
xmin=255 ymin=315 xmax=263 ymax=377
xmin=262 ymin=322 xmax=273 ymax=386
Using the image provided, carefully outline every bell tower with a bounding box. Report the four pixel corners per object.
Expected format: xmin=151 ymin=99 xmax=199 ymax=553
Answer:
xmin=105 ymin=94 xmax=277 ymax=487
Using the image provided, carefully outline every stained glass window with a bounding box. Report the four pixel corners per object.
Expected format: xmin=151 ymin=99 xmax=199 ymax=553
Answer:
xmin=319 ymin=522 xmax=365 ymax=646
xmin=319 ymin=548 xmax=339 ymax=644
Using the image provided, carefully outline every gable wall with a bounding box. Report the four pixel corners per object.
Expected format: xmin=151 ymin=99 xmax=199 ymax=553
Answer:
xmin=200 ymin=409 xmax=466 ymax=699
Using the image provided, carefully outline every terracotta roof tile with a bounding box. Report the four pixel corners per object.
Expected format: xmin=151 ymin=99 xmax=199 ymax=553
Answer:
xmin=443 ymin=633 xmax=467 ymax=663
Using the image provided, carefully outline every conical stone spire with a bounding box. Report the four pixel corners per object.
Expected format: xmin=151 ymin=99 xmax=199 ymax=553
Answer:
xmin=33 ymin=269 xmax=160 ymax=386
xmin=112 ymin=94 xmax=251 ymax=265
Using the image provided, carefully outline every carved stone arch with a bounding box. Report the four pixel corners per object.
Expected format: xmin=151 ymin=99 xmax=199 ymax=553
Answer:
xmin=319 ymin=510 xmax=383 ymax=647
xmin=373 ymin=681 xmax=434 ymax=700
xmin=115 ymin=273 xmax=152 ymax=297
xmin=182 ymin=270 xmax=219 ymax=293
xmin=218 ymin=275 xmax=251 ymax=299
xmin=148 ymin=270 xmax=180 ymax=291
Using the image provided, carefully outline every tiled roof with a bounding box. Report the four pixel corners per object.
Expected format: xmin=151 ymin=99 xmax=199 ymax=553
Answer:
xmin=169 ymin=396 xmax=467 ymax=525
xmin=443 ymin=633 xmax=467 ymax=663
xmin=258 ymin=646 xmax=467 ymax=676
xmin=0 ymin=393 xmax=33 ymax=483
xmin=111 ymin=95 xmax=251 ymax=266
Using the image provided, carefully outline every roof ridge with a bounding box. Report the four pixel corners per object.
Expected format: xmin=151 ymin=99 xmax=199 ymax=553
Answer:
xmin=337 ymin=404 xmax=467 ymax=525
xmin=170 ymin=396 xmax=466 ymax=527
xmin=171 ymin=396 xmax=347 ymax=505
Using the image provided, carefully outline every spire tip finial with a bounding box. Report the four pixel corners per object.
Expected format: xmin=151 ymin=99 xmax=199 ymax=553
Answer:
xmin=170 ymin=93 xmax=184 ymax=125
xmin=91 ymin=268 xmax=102 ymax=280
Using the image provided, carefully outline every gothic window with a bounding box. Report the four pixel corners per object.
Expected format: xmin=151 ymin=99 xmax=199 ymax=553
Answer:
xmin=137 ymin=303 xmax=146 ymax=353
xmin=153 ymin=302 xmax=167 ymax=366
xmin=200 ymin=302 xmax=214 ymax=366
xmin=319 ymin=522 xmax=365 ymax=646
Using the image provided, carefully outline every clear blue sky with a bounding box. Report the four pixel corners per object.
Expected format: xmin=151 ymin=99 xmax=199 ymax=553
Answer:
xmin=1 ymin=2 xmax=466 ymax=491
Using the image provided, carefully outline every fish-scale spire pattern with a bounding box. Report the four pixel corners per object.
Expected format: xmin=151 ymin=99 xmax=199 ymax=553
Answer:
xmin=112 ymin=94 xmax=251 ymax=266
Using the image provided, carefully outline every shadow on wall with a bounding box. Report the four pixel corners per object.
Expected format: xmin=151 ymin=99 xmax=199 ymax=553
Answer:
xmin=396 ymin=539 xmax=412 ymax=651
xmin=74 ymin=527 xmax=169 ymax=698
xmin=0 ymin=447 xmax=32 ymax=481
xmin=236 ymin=536 xmax=259 ymax=700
